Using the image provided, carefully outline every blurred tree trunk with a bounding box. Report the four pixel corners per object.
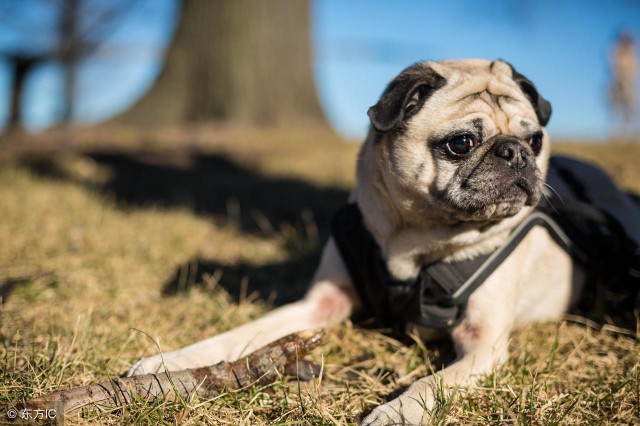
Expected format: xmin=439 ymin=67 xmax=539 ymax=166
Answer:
xmin=5 ymin=54 xmax=44 ymax=132
xmin=115 ymin=0 xmax=326 ymax=127
xmin=58 ymin=0 xmax=80 ymax=124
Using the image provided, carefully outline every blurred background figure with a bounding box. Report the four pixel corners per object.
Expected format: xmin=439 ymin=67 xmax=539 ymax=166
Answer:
xmin=609 ymin=31 xmax=638 ymax=138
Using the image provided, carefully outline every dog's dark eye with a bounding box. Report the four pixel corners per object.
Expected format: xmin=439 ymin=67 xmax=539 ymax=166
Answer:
xmin=529 ymin=133 xmax=543 ymax=155
xmin=446 ymin=135 xmax=475 ymax=156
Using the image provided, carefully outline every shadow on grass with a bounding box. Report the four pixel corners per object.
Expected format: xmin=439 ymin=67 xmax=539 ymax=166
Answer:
xmin=90 ymin=151 xmax=349 ymax=234
xmin=22 ymin=149 xmax=347 ymax=305
xmin=23 ymin=150 xmax=349 ymax=236
xmin=162 ymin=252 xmax=319 ymax=307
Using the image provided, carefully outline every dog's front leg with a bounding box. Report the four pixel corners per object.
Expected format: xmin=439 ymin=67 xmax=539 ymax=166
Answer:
xmin=362 ymin=295 xmax=513 ymax=425
xmin=128 ymin=238 xmax=354 ymax=376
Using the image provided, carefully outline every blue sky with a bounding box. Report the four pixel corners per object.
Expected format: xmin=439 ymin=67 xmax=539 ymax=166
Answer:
xmin=1 ymin=0 xmax=639 ymax=140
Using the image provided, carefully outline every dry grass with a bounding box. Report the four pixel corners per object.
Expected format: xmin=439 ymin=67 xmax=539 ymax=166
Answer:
xmin=0 ymin=129 xmax=639 ymax=425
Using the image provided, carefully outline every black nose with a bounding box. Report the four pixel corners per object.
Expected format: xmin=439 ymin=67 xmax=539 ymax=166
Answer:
xmin=494 ymin=139 xmax=529 ymax=170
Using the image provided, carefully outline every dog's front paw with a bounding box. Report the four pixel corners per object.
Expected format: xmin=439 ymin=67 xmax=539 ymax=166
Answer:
xmin=361 ymin=396 xmax=427 ymax=425
xmin=362 ymin=379 xmax=436 ymax=425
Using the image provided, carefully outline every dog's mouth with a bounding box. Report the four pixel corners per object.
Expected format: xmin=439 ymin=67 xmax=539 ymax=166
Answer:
xmin=507 ymin=174 xmax=539 ymax=205
xmin=437 ymin=168 xmax=542 ymax=222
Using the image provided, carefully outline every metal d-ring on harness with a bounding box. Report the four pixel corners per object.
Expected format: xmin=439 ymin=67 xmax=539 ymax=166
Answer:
xmin=331 ymin=155 xmax=640 ymax=334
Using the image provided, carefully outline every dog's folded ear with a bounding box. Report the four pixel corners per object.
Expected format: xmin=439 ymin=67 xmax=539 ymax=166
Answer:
xmin=367 ymin=63 xmax=446 ymax=133
xmin=506 ymin=63 xmax=552 ymax=126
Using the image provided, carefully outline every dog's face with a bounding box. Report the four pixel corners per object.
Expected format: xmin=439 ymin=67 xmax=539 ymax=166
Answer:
xmin=367 ymin=59 xmax=552 ymax=227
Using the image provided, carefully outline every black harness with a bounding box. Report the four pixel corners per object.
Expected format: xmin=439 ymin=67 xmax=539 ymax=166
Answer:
xmin=331 ymin=156 xmax=640 ymax=333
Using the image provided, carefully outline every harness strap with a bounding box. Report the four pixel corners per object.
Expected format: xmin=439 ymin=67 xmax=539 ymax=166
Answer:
xmin=332 ymin=204 xmax=579 ymax=330
xmin=407 ymin=211 xmax=578 ymax=329
xmin=448 ymin=211 xmax=579 ymax=304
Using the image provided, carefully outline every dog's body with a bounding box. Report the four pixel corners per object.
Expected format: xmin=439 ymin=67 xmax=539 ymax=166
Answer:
xmin=129 ymin=59 xmax=585 ymax=424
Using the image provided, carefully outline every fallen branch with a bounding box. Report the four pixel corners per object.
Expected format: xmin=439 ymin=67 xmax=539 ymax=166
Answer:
xmin=25 ymin=329 xmax=325 ymax=416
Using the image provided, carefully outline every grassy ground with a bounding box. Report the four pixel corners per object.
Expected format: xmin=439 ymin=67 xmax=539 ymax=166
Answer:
xmin=0 ymin=128 xmax=639 ymax=425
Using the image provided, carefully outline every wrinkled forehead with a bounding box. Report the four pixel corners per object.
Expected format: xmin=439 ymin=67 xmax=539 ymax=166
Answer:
xmin=418 ymin=60 xmax=539 ymax=134
xmin=430 ymin=59 xmax=517 ymax=92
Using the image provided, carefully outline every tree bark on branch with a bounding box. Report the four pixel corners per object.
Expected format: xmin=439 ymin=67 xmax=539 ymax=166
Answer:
xmin=24 ymin=330 xmax=324 ymax=416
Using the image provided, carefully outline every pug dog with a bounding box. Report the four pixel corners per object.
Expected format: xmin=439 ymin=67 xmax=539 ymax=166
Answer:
xmin=129 ymin=59 xmax=576 ymax=425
